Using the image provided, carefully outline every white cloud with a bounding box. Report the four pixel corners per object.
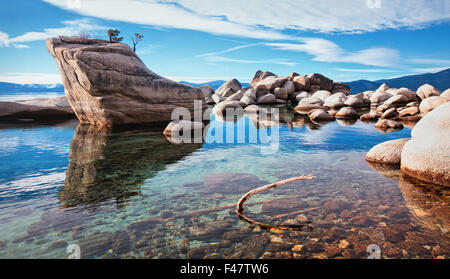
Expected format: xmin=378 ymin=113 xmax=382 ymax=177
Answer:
xmin=336 ymin=68 xmax=399 ymax=73
xmin=197 ymin=43 xmax=296 ymax=66
xmin=43 ymin=0 xmax=292 ymax=40
xmin=266 ymin=39 xmax=400 ymax=67
xmin=167 ymin=76 xmax=250 ymax=83
xmin=204 ymin=55 xmax=296 ymax=66
xmin=196 ymin=43 xmax=261 ymax=58
xmin=0 ymin=18 xmax=107 ymax=48
xmin=411 ymin=67 xmax=449 ymax=73
xmin=0 ymin=73 xmax=62 ymax=84
xmin=406 ymin=58 xmax=450 ymax=66
xmin=0 ymin=31 xmax=10 ymax=47
xmin=44 ymin=0 xmax=450 ymax=34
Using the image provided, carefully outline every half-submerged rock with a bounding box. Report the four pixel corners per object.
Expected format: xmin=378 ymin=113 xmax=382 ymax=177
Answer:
xmin=46 ymin=36 xmax=206 ymax=126
xmin=365 ymin=138 xmax=409 ymax=165
xmin=401 ymin=102 xmax=450 ymax=187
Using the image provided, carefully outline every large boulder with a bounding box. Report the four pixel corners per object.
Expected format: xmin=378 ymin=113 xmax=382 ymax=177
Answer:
xmin=331 ymin=82 xmax=350 ymax=95
xmin=441 ymin=88 xmax=450 ymax=100
xmin=399 ymin=107 xmax=420 ymax=117
xmin=370 ymin=90 xmax=392 ymax=106
xmin=250 ymin=70 xmax=276 ymax=87
xmin=401 ymin=102 xmax=450 ymax=186
xmin=344 ymin=94 xmax=367 ymax=108
xmin=46 ymin=36 xmax=206 ymax=126
xmin=254 ymin=76 xmax=287 ymax=92
xmin=307 ymin=73 xmax=333 ymax=91
xmin=199 ymin=85 xmax=215 ymax=105
xmin=0 ymin=97 xmax=75 ymax=120
xmin=374 ymin=119 xmax=404 ymax=131
xmin=256 ymin=94 xmax=277 ymax=104
xmin=416 ymin=84 xmax=441 ymax=100
xmin=419 ymin=96 xmax=447 ymax=114
xmin=335 ymin=107 xmax=360 ymax=119
xmin=365 ymin=138 xmax=409 ymax=165
xmin=308 ymin=109 xmax=334 ymax=122
xmin=388 ymin=88 xmax=417 ymax=102
xmin=293 ymin=75 xmax=310 ymax=91
xmin=323 ymin=93 xmax=347 ymax=108
xmin=295 ymin=92 xmax=311 ymax=103
xmin=282 ymin=81 xmax=296 ymax=95
xmin=311 ymin=90 xmax=331 ymax=101
xmin=216 ymin=79 xmax=242 ymax=97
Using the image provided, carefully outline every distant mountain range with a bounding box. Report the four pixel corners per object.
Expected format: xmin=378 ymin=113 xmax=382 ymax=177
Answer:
xmin=181 ymin=68 xmax=450 ymax=93
xmin=180 ymin=80 xmax=250 ymax=90
xmin=0 ymin=82 xmax=64 ymax=93
xmin=346 ymin=68 xmax=450 ymax=94
xmin=1 ymin=68 xmax=448 ymax=94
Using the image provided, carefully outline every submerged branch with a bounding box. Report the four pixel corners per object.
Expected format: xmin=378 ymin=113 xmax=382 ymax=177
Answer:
xmin=236 ymin=175 xmax=315 ymax=231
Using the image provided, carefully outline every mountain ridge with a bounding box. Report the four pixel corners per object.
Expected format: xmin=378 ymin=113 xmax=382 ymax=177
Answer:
xmin=1 ymin=68 xmax=448 ymax=94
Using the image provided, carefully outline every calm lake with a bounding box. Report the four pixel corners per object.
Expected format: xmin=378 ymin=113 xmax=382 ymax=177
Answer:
xmin=0 ymin=104 xmax=448 ymax=259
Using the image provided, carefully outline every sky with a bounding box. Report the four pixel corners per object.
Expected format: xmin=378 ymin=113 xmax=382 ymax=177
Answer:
xmin=0 ymin=0 xmax=449 ymax=84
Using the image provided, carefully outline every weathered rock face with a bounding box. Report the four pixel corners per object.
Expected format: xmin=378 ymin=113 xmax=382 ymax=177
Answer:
xmin=401 ymin=102 xmax=450 ymax=187
xmin=0 ymin=97 xmax=75 ymax=120
xmin=46 ymin=36 xmax=206 ymax=126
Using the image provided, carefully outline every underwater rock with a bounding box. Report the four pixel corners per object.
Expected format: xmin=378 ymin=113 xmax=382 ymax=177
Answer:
xmin=261 ymin=197 xmax=306 ymax=215
xmin=183 ymin=173 xmax=268 ymax=194
xmin=79 ymin=232 xmax=113 ymax=259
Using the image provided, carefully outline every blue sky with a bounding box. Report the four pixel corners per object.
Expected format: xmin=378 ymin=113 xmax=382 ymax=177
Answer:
xmin=0 ymin=0 xmax=449 ymax=84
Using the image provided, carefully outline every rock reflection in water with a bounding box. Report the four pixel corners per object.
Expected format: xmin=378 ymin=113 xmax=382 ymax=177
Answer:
xmin=399 ymin=174 xmax=450 ymax=235
xmin=60 ymin=124 xmax=202 ymax=207
xmin=368 ymin=161 xmax=450 ymax=237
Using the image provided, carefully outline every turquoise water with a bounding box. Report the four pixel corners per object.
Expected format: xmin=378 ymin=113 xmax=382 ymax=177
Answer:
xmin=0 ymin=108 xmax=448 ymax=259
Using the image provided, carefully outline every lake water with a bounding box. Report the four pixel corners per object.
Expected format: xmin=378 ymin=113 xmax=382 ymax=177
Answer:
xmin=0 ymin=107 xmax=448 ymax=259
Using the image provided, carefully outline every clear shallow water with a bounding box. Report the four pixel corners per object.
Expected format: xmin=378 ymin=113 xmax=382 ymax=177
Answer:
xmin=0 ymin=108 xmax=448 ymax=259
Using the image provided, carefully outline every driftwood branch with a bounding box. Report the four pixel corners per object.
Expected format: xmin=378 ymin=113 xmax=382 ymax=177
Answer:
xmin=236 ymin=174 xmax=315 ymax=231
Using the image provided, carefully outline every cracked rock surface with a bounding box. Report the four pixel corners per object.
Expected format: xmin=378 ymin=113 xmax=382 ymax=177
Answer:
xmin=46 ymin=36 xmax=206 ymax=126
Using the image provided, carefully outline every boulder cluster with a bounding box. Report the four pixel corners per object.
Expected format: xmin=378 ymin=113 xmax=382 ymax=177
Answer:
xmin=365 ymin=102 xmax=450 ymax=187
xmin=203 ymin=70 xmax=450 ymax=132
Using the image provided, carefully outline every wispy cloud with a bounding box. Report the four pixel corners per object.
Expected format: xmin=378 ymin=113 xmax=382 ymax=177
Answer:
xmin=406 ymin=58 xmax=450 ymax=66
xmin=204 ymin=55 xmax=296 ymax=66
xmin=336 ymin=68 xmax=399 ymax=73
xmin=266 ymin=39 xmax=400 ymax=67
xmin=43 ymin=0 xmax=293 ymax=41
xmin=0 ymin=18 xmax=107 ymax=48
xmin=44 ymin=0 xmax=450 ymax=35
xmin=196 ymin=43 xmax=295 ymax=66
xmin=411 ymin=67 xmax=449 ymax=73
xmin=196 ymin=43 xmax=261 ymax=58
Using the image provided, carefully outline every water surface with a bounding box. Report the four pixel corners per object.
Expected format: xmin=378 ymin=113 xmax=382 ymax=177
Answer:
xmin=0 ymin=108 xmax=448 ymax=259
